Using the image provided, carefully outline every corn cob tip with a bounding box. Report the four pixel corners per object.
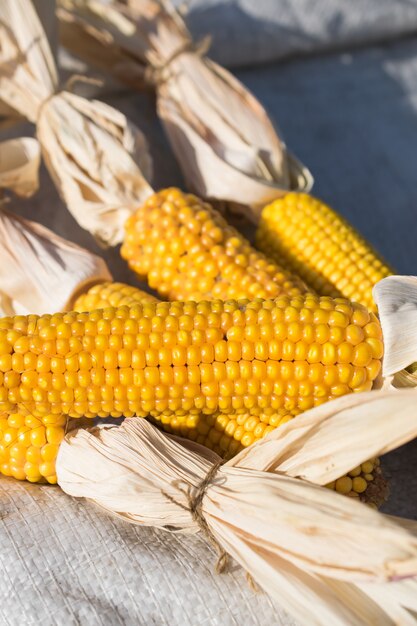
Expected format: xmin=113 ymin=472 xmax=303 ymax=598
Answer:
xmin=360 ymin=466 xmax=388 ymax=509
xmin=325 ymin=457 xmax=387 ymax=506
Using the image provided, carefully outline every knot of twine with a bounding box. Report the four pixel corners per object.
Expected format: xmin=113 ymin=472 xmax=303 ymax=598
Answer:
xmin=165 ymin=459 xmax=229 ymax=574
xmin=144 ymin=35 xmax=211 ymax=87
xmin=36 ymin=75 xmax=104 ymax=122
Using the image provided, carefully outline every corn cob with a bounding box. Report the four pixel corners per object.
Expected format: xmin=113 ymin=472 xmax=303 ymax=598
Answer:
xmin=0 ymin=295 xmax=382 ymax=421
xmin=256 ymin=193 xmax=393 ymax=311
xmin=121 ymin=188 xmax=308 ymax=301
xmin=73 ymin=281 xmax=158 ymax=312
xmin=0 ymin=295 xmax=383 ymax=498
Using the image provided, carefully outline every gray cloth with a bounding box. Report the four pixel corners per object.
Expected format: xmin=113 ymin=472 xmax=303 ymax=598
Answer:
xmin=2 ymin=6 xmax=417 ymax=625
xmin=0 ymin=478 xmax=296 ymax=626
xmin=181 ymin=0 xmax=417 ymax=67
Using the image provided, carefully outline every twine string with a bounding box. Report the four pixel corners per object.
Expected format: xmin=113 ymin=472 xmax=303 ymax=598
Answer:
xmin=163 ymin=459 xmax=229 ymax=574
xmin=144 ymin=35 xmax=212 ymax=86
xmin=188 ymin=459 xmax=229 ymax=574
xmin=63 ymin=74 xmax=104 ymax=93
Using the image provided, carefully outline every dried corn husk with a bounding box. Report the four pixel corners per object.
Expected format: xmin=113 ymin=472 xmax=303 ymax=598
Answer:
xmin=0 ymin=0 xmax=153 ymax=246
xmin=0 ymin=103 xmax=23 ymax=131
xmin=0 ymin=133 xmax=110 ymax=315
xmin=58 ymin=390 xmax=417 ymax=626
xmin=0 ymin=209 xmax=111 ymax=315
xmin=0 ymin=0 xmax=56 ymax=130
xmin=0 ymin=137 xmax=40 ymax=197
xmin=58 ymin=0 xmax=313 ymax=220
xmin=59 ymin=0 xmax=149 ymax=89
xmin=373 ymin=276 xmax=417 ymax=390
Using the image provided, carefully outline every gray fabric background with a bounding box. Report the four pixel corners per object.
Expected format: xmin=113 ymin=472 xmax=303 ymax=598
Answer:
xmin=0 ymin=478 xmax=298 ymax=626
xmin=2 ymin=3 xmax=417 ymax=624
xmin=180 ymin=0 xmax=417 ymax=67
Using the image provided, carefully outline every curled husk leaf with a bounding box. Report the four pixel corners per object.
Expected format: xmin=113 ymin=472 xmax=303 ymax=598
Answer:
xmin=0 ymin=0 xmax=153 ymax=246
xmin=373 ymin=276 xmax=417 ymax=385
xmin=58 ymin=390 xmax=417 ymax=626
xmin=58 ymin=0 xmax=313 ymax=220
xmin=0 ymin=209 xmax=111 ymax=315
xmin=0 ymin=137 xmax=41 ymax=197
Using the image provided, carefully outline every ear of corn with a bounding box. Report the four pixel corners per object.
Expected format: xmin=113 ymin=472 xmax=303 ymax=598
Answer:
xmin=256 ymin=193 xmax=393 ymax=311
xmin=0 ymin=295 xmax=383 ymax=500
xmin=0 ymin=295 xmax=382 ymax=421
xmin=121 ymin=188 xmax=309 ymax=301
xmin=73 ymin=281 xmax=158 ymax=312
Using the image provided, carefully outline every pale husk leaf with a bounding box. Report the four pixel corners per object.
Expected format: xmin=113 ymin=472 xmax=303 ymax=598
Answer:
xmin=389 ymin=516 xmax=417 ymax=537
xmin=0 ymin=0 xmax=57 ymax=121
xmin=227 ymin=390 xmax=416 ymax=485
xmin=57 ymin=0 xmax=313 ymax=217
xmin=57 ymin=420 xmax=219 ymax=532
xmin=58 ymin=0 xmax=149 ymax=88
xmin=391 ymin=369 xmax=417 ymax=388
xmin=0 ymin=209 xmax=111 ymax=315
xmin=373 ymin=275 xmax=417 ymax=376
xmin=213 ymin=530 xmax=395 ymax=626
xmin=0 ymin=0 xmax=154 ymax=246
xmin=204 ymin=468 xmax=417 ymax=581
xmin=0 ymin=102 xmax=23 ymax=132
xmin=158 ymin=92 xmax=313 ymax=213
xmin=37 ymin=91 xmax=153 ymax=245
xmin=57 ymin=417 xmax=417 ymax=582
xmin=0 ymin=137 xmax=41 ymax=197
xmin=358 ymin=579 xmax=417 ymax=625
xmin=57 ymin=391 xmax=417 ymax=625
xmin=325 ymin=577 xmax=417 ymax=626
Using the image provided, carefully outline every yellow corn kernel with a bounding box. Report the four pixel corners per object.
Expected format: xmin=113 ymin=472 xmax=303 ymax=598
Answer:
xmin=121 ymin=188 xmax=308 ymax=301
xmin=74 ymin=282 xmax=158 ymax=312
xmin=0 ymin=412 xmax=65 ymax=483
xmin=0 ymin=296 xmax=381 ymax=421
xmin=256 ymin=193 xmax=393 ymax=311
xmin=335 ymin=476 xmax=353 ymax=494
xmin=0 ymin=296 xmax=383 ymax=498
